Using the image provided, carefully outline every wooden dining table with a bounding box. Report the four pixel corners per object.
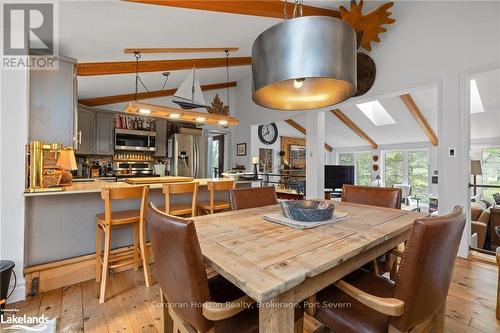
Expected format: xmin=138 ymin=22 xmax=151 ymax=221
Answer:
xmin=191 ymin=201 xmax=426 ymax=333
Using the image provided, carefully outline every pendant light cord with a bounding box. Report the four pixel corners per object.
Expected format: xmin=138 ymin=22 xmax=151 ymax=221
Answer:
xmin=133 ymin=51 xmax=170 ymax=102
xmin=134 ymin=51 xmax=141 ymax=101
xmin=284 ymin=0 xmax=303 ymax=20
xmin=225 ymin=50 xmax=230 ymax=110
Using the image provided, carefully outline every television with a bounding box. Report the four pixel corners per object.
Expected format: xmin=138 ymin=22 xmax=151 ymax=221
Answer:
xmin=324 ymin=165 xmax=355 ymax=190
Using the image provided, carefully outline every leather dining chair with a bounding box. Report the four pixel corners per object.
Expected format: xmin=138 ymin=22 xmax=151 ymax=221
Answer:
xmin=308 ymin=206 xmax=465 ymax=333
xmin=342 ymin=185 xmax=403 ymax=276
xmin=146 ymin=203 xmax=304 ymax=333
xmin=230 ymin=186 xmax=278 ymax=210
xmin=342 ymin=185 xmax=402 ymax=209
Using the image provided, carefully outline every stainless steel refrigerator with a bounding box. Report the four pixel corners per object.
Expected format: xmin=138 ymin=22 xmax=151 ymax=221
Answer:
xmin=168 ymin=134 xmax=212 ymax=178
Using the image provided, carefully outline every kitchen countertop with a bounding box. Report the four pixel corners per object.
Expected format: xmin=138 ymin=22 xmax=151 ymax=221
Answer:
xmin=24 ymin=177 xmax=255 ymax=197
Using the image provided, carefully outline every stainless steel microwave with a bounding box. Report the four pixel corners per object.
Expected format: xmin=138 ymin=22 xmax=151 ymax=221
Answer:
xmin=115 ymin=129 xmax=156 ymax=152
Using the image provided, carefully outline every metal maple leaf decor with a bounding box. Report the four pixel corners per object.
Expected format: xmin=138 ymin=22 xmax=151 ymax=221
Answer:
xmin=206 ymin=94 xmax=230 ymax=116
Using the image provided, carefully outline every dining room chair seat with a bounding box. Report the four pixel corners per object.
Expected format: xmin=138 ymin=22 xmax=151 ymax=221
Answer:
xmin=96 ymin=209 xmax=141 ymax=226
xmin=197 ymin=201 xmax=231 ymax=212
xmin=157 ymin=203 xmax=195 ymax=216
xmin=315 ymin=268 xmax=394 ymax=333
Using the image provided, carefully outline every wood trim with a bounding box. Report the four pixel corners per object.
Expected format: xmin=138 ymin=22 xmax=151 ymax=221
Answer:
xmin=284 ymin=119 xmax=333 ymax=152
xmin=79 ymin=81 xmax=237 ymax=106
xmin=126 ymin=1 xmax=340 ymax=19
xmin=124 ymin=101 xmax=239 ymax=126
xmin=124 ymin=47 xmax=239 ymax=54
xmin=330 ymin=109 xmax=378 ymax=149
xmin=400 ymin=94 xmax=438 ymax=146
xmin=24 ymin=243 xmax=154 ymax=296
xmin=76 ymin=56 xmax=252 ymax=76
xmin=334 ymin=280 xmax=405 ymax=316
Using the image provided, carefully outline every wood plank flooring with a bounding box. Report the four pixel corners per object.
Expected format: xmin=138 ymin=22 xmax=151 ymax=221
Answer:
xmin=3 ymin=258 xmax=499 ymax=332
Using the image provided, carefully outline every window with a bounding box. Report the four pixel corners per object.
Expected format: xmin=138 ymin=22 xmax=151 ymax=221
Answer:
xmin=481 ymin=147 xmax=500 ymax=202
xmin=384 ymin=151 xmax=403 ymax=188
xmin=337 ymin=152 xmax=371 ymax=185
xmin=383 ymin=149 xmax=430 ymax=203
xmin=356 ymin=152 xmax=372 ymax=186
xmin=408 ymin=150 xmax=429 ymax=203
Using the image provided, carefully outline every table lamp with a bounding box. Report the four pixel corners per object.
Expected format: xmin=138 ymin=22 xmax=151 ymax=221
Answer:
xmin=252 ymin=156 xmax=259 ymax=179
xmin=470 ymin=160 xmax=483 ymax=196
xmin=57 ymin=147 xmax=77 ymax=185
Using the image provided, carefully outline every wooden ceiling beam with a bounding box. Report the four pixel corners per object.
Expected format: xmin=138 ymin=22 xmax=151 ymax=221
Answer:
xmin=284 ymin=119 xmax=333 ymax=152
xmin=124 ymin=47 xmax=239 ymax=54
xmin=399 ymin=94 xmax=438 ymax=146
xmin=78 ymin=81 xmax=237 ymax=107
xmin=330 ymin=109 xmax=378 ymax=149
xmin=76 ymin=56 xmax=252 ymax=76
xmin=125 ymin=1 xmax=340 ymax=19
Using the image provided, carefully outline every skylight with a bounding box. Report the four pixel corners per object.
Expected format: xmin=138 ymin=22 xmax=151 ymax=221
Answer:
xmin=356 ymin=100 xmax=396 ymax=126
xmin=470 ymin=79 xmax=485 ymax=114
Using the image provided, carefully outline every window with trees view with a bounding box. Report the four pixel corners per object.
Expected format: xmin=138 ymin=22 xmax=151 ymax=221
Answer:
xmin=338 ymin=152 xmax=371 ymax=186
xmin=481 ymin=147 xmax=500 ymax=202
xmin=383 ymin=150 xmax=429 ymax=203
xmin=408 ymin=150 xmax=429 ymax=203
xmin=384 ymin=151 xmax=403 ymax=188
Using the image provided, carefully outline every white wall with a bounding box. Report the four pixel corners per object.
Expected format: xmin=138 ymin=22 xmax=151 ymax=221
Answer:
xmin=230 ymin=1 xmax=500 ymax=256
xmin=0 ymin=68 xmax=29 ymax=302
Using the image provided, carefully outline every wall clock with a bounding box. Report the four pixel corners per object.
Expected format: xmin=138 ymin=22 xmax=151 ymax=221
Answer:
xmin=258 ymin=123 xmax=278 ymax=145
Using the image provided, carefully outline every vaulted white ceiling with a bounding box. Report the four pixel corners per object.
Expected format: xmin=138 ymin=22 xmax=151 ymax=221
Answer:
xmin=58 ymin=1 xmax=499 ymax=148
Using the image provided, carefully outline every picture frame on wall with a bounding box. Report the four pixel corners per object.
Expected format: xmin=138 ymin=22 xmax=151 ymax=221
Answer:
xmin=259 ymin=148 xmax=273 ymax=173
xmin=237 ymin=143 xmax=247 ymax=156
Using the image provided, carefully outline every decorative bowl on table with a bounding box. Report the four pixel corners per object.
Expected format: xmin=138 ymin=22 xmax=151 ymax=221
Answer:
xmin=280 ymin=200 xmax=335 ymax=222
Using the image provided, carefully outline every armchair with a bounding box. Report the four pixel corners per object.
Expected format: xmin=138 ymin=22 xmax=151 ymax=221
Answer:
xmin=309 ymin=207 xmax=465 ymax=333
xmin=147 ymin=203 xmax=303 ymax=333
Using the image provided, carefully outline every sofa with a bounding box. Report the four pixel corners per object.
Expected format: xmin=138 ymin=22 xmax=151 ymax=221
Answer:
xmin=471 ymin=201 xmax=500 ymax=251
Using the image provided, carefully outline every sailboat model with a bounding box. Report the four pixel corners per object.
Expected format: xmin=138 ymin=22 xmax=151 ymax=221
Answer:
xmin=173 ymin=67 xmax=207 ymax=109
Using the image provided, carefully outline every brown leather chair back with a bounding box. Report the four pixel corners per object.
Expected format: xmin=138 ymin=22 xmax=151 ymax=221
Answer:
xmin=147 ymin=203 xmax=213 ymax=333
xmin=342 ymin=185 xmax=402 ymax=209
xmin=230 ymin=187 xmax=278 ymax=210
xmin=390 ymin=206 xmax=465 ymax=331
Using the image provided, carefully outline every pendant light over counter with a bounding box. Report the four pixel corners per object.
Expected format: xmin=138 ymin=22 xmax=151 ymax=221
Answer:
xmin=251 ymin=1 xmax=357 ymax=111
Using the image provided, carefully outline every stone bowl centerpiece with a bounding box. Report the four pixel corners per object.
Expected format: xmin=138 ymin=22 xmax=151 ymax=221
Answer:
xmin=280 ymin=200 xmax=335 ymax=222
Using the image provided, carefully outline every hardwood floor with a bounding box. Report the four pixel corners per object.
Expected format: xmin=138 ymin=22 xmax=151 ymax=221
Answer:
xmin=4 ymin=258 xmax=499 ymax=333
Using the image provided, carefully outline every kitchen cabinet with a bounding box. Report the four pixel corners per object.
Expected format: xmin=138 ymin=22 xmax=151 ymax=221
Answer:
xmin=29 ymin=56 xmax=77 ymax=147
xmin=95 ymin=112 xmax=114 ymax=155
xmin=155 ymin=119 xmax=167 ymax=157
xmin=76 ymin=106 xmax=114 ymax=155
xmin=76 ymin=106 xmax=94 ymax=155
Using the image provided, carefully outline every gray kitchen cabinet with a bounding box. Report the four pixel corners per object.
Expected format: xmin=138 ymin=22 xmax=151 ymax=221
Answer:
xmin=29 ymin=56 xmax=77 ymax=147
xmin=76 ymin=106 xmax=94 ymax=155
xmin=155 ymin=119 xmax=167 ymax=157
xmin=95 ymin=112 xmax=114 ymax=155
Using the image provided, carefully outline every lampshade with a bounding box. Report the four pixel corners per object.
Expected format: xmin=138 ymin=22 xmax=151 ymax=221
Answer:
xmin=251 ymin=16 xmax=357 ymax=111
xmin=471 ymin=160 xmax=483 ymax=176
xmin=57 ymin=148 xmax=77 ymax=170
xmin=252 ymin=156 xmax=259 ymax=165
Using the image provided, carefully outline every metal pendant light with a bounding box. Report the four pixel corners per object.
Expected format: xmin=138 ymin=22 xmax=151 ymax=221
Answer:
xmin=251 ymin=1 xmax=357 ymax=111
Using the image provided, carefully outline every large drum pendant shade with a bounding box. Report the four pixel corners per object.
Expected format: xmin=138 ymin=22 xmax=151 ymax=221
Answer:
xmin=252 ymin=16 xmax=357 ymax=111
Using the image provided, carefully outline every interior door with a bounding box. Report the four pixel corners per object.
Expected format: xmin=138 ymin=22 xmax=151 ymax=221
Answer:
xmin=213 ymin=135 xmax=225 ymax=177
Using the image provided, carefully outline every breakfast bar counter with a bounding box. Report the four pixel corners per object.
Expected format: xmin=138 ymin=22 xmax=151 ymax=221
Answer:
xmin=24 ymin=178 xmax=253 ymax=266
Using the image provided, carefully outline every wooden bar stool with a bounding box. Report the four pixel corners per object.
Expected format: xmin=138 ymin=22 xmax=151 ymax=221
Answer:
xmin=161 ymin=181 xmax=199 ymax=217
xmin=197 ymin=180 xmax=234 ymax=215
xmin=96 ymin=186 xmax=151 ymax=304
